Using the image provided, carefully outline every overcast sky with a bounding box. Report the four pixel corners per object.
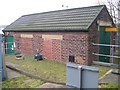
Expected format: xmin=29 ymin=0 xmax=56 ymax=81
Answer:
xmin=0 ymin=0 xmax=118 ymax=25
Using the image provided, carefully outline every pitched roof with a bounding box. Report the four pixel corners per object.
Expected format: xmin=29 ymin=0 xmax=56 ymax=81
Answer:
xmin=4 ymin=5 xmax=105 ymax=32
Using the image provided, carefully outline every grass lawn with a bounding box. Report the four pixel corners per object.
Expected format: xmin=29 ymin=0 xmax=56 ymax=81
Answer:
xmin=5 ymin=55 xmax=111 ymax=83
xmin=99 ymin=83 xmax=119 ymax=88
xmin=2 ymin=76 xmax=44 ymax=88
xmin=5 ymin=55 xmax=66 ymax=83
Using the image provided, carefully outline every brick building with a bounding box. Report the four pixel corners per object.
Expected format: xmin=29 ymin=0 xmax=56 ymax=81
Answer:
xmin=3 ymin=5 xmax=115 ymax=65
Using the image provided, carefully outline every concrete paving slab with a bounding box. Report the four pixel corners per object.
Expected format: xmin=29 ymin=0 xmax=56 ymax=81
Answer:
xmin=7 ymin=68 xmax=23 ymax=79
xmin=99 ymin=70 xmax=119 ymax=84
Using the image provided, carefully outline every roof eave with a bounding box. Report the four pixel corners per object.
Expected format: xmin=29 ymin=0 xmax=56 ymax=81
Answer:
xmin=3 ymin=29 xmax=88 ymax=32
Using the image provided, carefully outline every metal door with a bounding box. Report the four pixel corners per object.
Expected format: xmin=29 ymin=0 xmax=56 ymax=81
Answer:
xmin=99 ymin=26 xmax=110 ymax=62
xmin=6 ymin=36 xmax=14 ymax=54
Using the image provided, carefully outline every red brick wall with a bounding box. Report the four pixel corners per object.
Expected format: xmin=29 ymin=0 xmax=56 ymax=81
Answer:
xmin=52 ymin=39 xmax=61 ymax=61
xmin=43 ymin=39 xmax=52 ymax=60
xmin=20 ymin=38 xmax=33 ymax=55
xmin=32 ymin=33 xmax=43 ymax=55
xmin=6 ymin=32 xmax=89 ymax=65
xmin=61 ymin=32 xmax=89 ymax=65
xmin=88 ymin=22 xmax=99 ymax=65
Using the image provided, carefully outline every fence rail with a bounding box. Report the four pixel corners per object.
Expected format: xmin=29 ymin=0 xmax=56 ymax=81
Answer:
xmin=92 ymin=43 xmax=120 ymax=66
xmin=93 ymin=53 xmax=120 ymax=59
xmin=92 ymin=43 xmax=120 ymax=47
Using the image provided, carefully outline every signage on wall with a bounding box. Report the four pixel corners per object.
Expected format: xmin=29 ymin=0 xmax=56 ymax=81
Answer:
xmin=97 ymin=20 xmax=112 ymax=26
xmin=21 ymin=34 xmax=33 ymax=38
xmin=105 ymin=27 xmax=118 ymax=32
xmin=42 ymin=35 xmax=63 ymax=40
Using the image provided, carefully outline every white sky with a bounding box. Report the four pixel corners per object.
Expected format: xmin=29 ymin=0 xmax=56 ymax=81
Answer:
xmin=0 ymin=0 xmax=118 ymax=25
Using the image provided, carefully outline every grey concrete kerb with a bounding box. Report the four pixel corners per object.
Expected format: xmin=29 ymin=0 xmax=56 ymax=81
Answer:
xmin=37 ymin=83 xmax=69 ymax=88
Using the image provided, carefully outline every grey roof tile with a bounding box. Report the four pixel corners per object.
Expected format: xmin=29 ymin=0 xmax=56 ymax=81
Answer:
xmin=4 ymin=5 xmax=105 ymax=32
